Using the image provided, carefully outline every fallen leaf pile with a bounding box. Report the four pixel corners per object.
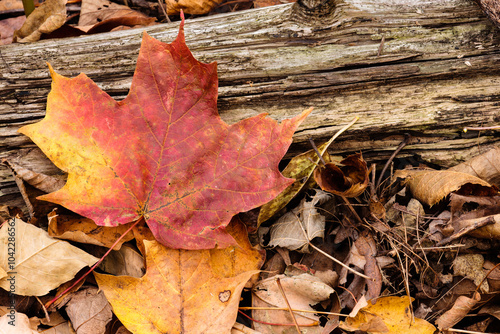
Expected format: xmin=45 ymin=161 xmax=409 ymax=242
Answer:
xmin=3 ymin=8 xmax=500 ymax=334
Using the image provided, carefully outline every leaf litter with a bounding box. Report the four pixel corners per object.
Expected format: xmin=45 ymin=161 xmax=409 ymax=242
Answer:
xmin=2 ymin=14 xmax=500 ymax=334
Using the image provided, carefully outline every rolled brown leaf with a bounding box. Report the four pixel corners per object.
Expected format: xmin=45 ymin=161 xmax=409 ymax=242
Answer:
xmin=314 ymin=153 xmax=368 ymax=198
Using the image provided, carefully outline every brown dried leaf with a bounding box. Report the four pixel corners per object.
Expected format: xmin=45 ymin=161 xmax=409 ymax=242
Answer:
xmin=435 ymin=292 xmax=481 ymax=330
xmin=98 ymin=244 xmax=145 ymax=278
xmin=252 ymin=273 xmax=334 ymax=334
xmin=269 ymin=190 xmax=331 ymax=252
xmin=165 ymin=0 xmax=223 ymax=14
xmin=13 ymin=0 xmax=67 ymax=43
xmin=314 ymin=153 xmax=368 ymax=198
xmin=452 ymin=213 xmax=500 ymax=240
xmin=253 ymin=0 xmax=295 ymax=8
xmin=79 ymin=0 xmax=147 ymax=26
xmin=450 ymin=146 xmax=500 ymax=187
xmin=2 ymin=160 xmax=65 ymax=194
xmin=64 ymin=287 xmax=113 ymax=334
xmin=0 ymin=312 xmax=38 ymax=333
xmin=0 ymin=218 xmax=98 ymax=296
xmin=394 ymin=169 xmax=498 ymax=206
xmin=48 ymin=211 xmax=134 ymax=250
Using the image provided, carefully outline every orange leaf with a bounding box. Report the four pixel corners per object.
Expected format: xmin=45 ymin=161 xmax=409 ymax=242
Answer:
xmin=339 ymin=296 xmax=436 ymax=334
xmin=18 ymin=18 xmax=311 ymax=250
xmin=94 ymin=218 xmax=264 ymax=334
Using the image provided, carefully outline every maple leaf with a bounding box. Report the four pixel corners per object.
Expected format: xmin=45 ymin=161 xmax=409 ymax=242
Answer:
xmin=19 ymin=18 xmax=311 ymax=249
xmin=94 ymin=218 xmax=264 ymax=334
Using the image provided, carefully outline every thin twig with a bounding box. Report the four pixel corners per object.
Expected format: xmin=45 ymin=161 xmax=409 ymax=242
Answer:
xmin=308 ymin=138 xmax=326 ymax=165
xmin=377 ymin=35 xmax=385 ymax=57
xmin=45 ymin=218 xmax=142 ymax=309
xmin=446 ymin=328 xmax=496 ymax=334
xmin=294 ymin=213 xmax=373 ymax=281
xmin=276 ymin=278 xmax=302 ymax=334
xmin=237 ymin=310 xmax=318 ymax=327
xmin=376 ymin=133 xmax=411 ymax=191
xmin=436 ymin=216 xmax=496 ymax=246
xmin=463 ymin=125 xmax=500 ymax=132
xmin=239 ymin=307 xmax=347 ymax=317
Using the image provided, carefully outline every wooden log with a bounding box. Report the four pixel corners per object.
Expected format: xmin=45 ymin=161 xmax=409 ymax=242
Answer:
xmin=1 ymin=0 xmax=500 ymax=208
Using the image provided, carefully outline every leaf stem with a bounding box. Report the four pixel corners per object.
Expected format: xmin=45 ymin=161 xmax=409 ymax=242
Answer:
xmin=44 ymin=218 xmax=142 ymax=309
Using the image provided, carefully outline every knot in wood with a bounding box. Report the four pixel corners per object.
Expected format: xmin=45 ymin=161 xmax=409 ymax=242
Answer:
xmin=290 ymin=0 xmax=343 ymax=24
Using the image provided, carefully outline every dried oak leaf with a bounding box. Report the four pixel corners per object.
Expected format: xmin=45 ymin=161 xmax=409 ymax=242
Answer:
xmin=94 ymin=218 xmax=264 ymax=334
xmin=19 ymin=19 xmax=310 ymax=250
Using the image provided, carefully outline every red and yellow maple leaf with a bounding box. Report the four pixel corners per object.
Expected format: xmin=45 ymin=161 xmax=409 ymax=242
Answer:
xmin=19 ymin=18 xmax=310 ymax=249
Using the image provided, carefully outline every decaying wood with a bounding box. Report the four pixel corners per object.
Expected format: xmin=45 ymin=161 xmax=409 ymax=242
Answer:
xmin=1 ymin=0 xmax=500 ymax=208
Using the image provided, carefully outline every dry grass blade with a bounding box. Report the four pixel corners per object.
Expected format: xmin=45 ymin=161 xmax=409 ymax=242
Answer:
xmin=276 ymin=277 xmax=302 ymax=334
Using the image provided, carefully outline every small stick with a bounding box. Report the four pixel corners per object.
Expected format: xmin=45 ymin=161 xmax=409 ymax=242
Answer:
xmin=294 ymin=213 xmax=373 ymax=281
xmin=45 ymin=218 xmax=142 ymax=309
xmin=237 ymin=310 xmax=318 ymax=327
xmin=308 ymin=138 xmax=327 ymax=166
xmin=377 ymin=35 xmax=385 ymax=57
xmin=464 ymin=125 xmax=500 ymax=132
xmin=239 ymin=307 xmax=347 ymax=317
xmin=436 ymin=216 xmax=496 ymax=246
xmin=276 ymin=278 xmax=302 ymax=334
xmin=376 ymin=133 xmax=411 ymax=191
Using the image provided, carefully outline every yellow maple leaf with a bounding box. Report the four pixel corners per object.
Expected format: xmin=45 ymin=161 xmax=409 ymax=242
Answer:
xmin=339 ymin=296 xmax=435 ymax=334
xmin=94 ymin=219 xmax=264 ymax=334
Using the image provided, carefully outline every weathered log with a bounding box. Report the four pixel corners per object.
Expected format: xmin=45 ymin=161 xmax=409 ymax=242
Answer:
xmin=1 ymin=0 xmax=500 ymax=208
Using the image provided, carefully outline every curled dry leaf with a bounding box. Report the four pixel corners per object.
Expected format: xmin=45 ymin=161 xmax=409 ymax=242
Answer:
xmin=78 ymin=0 xmax=155 ymax=33
xmin=450 ymin=146 xmax=500 ymax=187
xmin=64 ymin=287 xmax=113 ymax=334
xmin=164 ymin=0 xmax=223 ymax=14
xmin=98 ymin=244 xmax=145 ymax=278
xmin=435 ymin=291 xmax=481 ymax=330
xmin=94 ymin=218 xmax=264 ymax=334
xmin=48 ymin=210 xmax=134 ymax=250
xmin=339 ymin=296 xmax=436 ymax=334
xmin=13 ymin=0 xmax=67 ymax=43
xmin=252 ymin=273 xmax=334 ymax=334
xmin=269 ymin=190 xmax=331 ymax=252
xmin=18 ymin=18 xmax=310 ymax=250
xmin=394 ymin=169 xmax=498 ymax=206
xmin=0 ymin=218 xmax=98 ymax=296
xmin=2 ymin=160 xmax=66 ymax=194
xmin=314 ymin=153 xmax=369 ymax=197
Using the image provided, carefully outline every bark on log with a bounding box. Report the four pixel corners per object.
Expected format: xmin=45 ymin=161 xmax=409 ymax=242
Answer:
xmin=1 ymin=0 xmax=500 ymax=209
